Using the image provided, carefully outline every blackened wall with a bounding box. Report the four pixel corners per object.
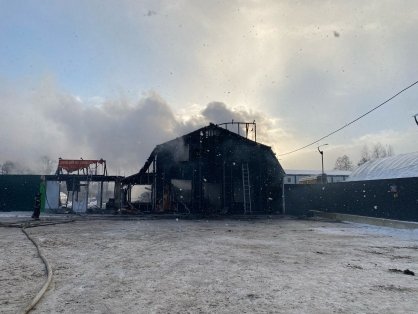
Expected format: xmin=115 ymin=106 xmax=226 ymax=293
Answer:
xmin=285 ymin=177 xmax=418 ymax=222
xmin=154 ymin=126 xmax=284 ymax=214
xmin=0 ymin=175 xmax=41 ymax=211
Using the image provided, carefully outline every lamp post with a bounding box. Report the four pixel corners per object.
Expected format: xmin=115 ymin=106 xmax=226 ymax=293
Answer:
xmin=414 ymin=114 xmax=418 ymax=126
xmin=317 ymin=144 xmax=328 ymax=184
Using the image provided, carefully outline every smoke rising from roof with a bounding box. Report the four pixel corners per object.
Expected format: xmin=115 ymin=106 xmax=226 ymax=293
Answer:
xmin=0 ymin=79 xmax=280 ymax=175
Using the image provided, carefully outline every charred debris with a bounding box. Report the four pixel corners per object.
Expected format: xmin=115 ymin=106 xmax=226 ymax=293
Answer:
xmin=33 ymin=122 xmax=284 ymax=216
xmin=122 ymin=122 xmax=285 ymax=216
xmin=44 ymin=158 xmax=123 ymax=213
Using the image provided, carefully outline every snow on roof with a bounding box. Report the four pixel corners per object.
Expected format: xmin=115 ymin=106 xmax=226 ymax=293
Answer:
xmin=285 ymin=169 xmax=351 ymax=176
xmin=347 ymin=152 xmax=418 ymax=181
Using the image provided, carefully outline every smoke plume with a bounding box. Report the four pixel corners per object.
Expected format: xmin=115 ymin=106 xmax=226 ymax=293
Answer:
xmin=0 ymin=80 xmax=280 ymax=175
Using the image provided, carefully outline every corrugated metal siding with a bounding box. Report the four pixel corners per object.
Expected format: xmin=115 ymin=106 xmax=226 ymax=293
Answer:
xmin=285 ymin=177 xmax=418 ymax=222
xmin=0 ymin=175 xmax=41 ymax=211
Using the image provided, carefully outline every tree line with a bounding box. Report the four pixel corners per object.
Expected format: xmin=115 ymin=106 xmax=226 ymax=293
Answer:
xmin=334 ymin=143 xmax=394 ymax=171
xmin=0 ymin=156 xmax=56 ymax=175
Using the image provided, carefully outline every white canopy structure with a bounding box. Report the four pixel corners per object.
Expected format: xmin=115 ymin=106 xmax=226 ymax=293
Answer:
xmin=347 ymin=152 xmax=418 ymax=181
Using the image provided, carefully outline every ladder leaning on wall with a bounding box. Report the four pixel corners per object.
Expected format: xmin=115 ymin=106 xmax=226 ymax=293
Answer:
xmin=242 ymin=163 xmax=252 ymax=214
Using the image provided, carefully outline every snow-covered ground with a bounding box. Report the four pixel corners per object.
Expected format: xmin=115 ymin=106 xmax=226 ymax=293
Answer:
xmin=317 ymin=222 xmax=418 ymax=241
xmin=1 ymin=217 xmax=417 ymax=313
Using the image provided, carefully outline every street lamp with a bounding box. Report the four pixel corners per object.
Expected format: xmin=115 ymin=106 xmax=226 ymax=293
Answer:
xmin=413 ymin=113 xmax=418 ymax=126
xmin=317 ymin=144 xmax=328 ymax=184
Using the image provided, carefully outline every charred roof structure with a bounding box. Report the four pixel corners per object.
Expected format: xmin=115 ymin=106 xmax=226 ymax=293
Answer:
xmin=45 ymin=158 xmax=123 ymax=213
xmin=123 ymin=123 xmax=285 ymax=215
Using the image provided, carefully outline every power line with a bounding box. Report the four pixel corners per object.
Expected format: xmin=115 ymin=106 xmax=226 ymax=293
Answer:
xmin=278 ymin=80 xmax=418 ymax=157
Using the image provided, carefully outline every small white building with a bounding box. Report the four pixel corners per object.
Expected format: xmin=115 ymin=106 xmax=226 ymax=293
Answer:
xmin=284 ymin=169 xmax=351 ymax=184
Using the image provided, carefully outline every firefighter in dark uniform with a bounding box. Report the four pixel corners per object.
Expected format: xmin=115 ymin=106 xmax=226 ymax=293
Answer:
xmin=32 ymin=192 xmax=41 ymax=220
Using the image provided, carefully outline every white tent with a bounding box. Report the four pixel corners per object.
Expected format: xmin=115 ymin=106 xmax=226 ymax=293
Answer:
xmin=347 ymin=152 xmax=418 ymax=181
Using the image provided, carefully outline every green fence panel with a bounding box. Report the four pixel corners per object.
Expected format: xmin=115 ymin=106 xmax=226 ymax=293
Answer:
xmin=0 ymin=175 xmax=41 ymax=211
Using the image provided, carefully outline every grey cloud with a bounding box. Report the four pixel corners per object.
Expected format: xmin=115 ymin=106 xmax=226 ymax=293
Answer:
xmin=36 ymin=89 xmax=181 ymax=174
xmin=1 ymin=81 xmax=278 ymax=175
xmin=174 ymin=101 xmax=281 ymax=154
xmin=201 ymin=102 xmax=238 ymax=123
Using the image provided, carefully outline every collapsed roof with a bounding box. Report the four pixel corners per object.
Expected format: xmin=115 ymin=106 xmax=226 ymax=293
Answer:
xmin=122 ymin=123 xmax=285 ymax=214
xmin=123 ymin=123 xmax=284 ymax=185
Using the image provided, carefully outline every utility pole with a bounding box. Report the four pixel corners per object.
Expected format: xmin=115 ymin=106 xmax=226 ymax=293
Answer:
xmin=317 ymin=144 xmax=328 ymax=184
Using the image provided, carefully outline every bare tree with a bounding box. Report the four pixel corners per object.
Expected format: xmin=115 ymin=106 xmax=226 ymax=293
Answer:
xmin=371 ymin=143 xmax=387 ymax=159
xmin=334 ymin=155 xmax=354 ymax=171
xmin=357 ymin=145 xmax=371 ymax=167
xmin=1 ymin=161 xmax=18 ymax=174
xmin=357 ymin=143 xmax=394 ymax=166
xmin=386 ymin=145 xmax=394 ymax=157
xmin=0 ymin=160 xmax=32 ymax=174
xmin=40 ymin=155 xmax=56 ymax=174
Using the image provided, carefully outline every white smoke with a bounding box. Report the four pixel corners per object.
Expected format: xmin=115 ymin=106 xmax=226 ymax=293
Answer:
xmin=0 ymin=79 xmax=282 ymax=175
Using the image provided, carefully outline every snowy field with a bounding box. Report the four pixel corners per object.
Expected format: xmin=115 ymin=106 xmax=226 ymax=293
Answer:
xmin=1 ymin=216 xmax=418 ymax=313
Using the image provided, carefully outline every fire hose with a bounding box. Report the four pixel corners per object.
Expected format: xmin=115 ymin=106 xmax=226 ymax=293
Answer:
xmin=0 ymin=220 xmax=74 ymax=313
xmin=21 ymin=225 xmax=53 ymax=314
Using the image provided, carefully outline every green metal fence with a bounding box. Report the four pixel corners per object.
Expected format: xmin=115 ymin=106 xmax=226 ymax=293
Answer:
xmin=285 ymin=177 xmax=418 ymax=222
xmin=0 ymin=175 xmax=42 ymax=211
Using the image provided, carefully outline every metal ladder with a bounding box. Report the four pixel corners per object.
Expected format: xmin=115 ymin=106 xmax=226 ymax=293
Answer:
xmin=222 ymin=162 xmax=232 ymax=213
xmin=242 ymin=163 xmax=252 ymax=214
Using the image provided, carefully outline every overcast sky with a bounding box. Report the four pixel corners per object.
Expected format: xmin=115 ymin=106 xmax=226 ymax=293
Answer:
xmin=1 ymin=1 xmax=417 ymax=174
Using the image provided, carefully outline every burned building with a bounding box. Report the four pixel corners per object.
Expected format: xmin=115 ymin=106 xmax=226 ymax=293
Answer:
xmin=45 ymin=159 xmax=123 ymax=213
xmin=123 ymin=123 xmax=285 ymax=215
